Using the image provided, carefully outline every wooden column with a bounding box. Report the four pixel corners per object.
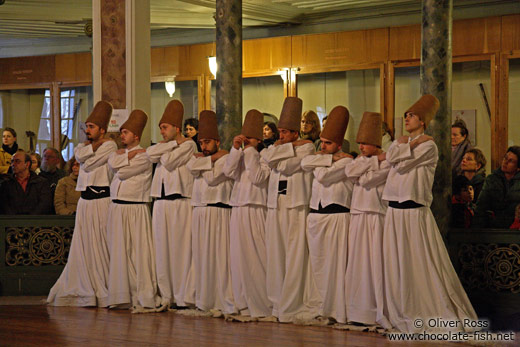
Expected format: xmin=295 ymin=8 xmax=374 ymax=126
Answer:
xmin=215 ymin=0 xmax=242 ymax=150
xmin=421 ymin=0 xmax=453 ymax=235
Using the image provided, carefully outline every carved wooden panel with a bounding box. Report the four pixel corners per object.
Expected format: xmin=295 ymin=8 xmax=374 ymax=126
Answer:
xmin=100 ymin=0 xmax=126 ymax=109
xmin=0 ymin=55 xmax=55 ymax=85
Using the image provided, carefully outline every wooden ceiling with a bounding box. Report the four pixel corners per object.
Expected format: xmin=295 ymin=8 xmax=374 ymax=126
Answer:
xmin=0 ymin=0 xmax=516 ymax=38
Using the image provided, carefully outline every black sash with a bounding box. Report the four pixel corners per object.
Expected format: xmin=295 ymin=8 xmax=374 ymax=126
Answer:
xmin=310 ymin=202 xmax=350 ymax=214
xmin=158 ymin=184 xmax=185 ymax=201
xmin=388 ymin=200 xmax=424 ymax=209
xmin=278 ymin=180 xmax=287 ymax=195
xmin=112 ymin=199 xmax=146 ymax=205
xmin=80 ymin=186 xmax=110 ymax=200
xmin=206 ymin=202 xmax=232 ymax=209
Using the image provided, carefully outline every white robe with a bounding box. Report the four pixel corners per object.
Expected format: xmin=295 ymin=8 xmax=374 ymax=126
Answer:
xmin=344 ymin=155 xmax=390 ymax=326
xmin=382 ymin=137 xmax=478 ymax=333
xmin=47 ymin=140 xmax=116 ymax=307
xmin=262 ymin=142 xmax=315 ymax=322
xmin=187 ymin=154 xmax=235 ymax=314
xmin=147 ymin=140 xmax=196 ymax=307
xmin=301 ymin=154 xmax=353 ymax=323
xmin=224 ymin=146 xmax=271 ymax=317
xmin=107 ymin=145 xmax=160 ymax=309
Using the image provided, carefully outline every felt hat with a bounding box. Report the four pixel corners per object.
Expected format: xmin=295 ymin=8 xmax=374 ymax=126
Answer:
xmin=405 ymin=94 xmax=440 ymax=128
xmin=277 ymin=97 xmax=302 ymax=132
xmin=242 ymin=109 xmax=263 ymax=140
xmin=159 ymin=100 xmax=184 ymax=129
xmin=356 ymin=112 xmax=382 ymax=147
xmin=85 ymin=100 xmax=113 ymax=131
xmin=320 ymin=106 xmax=350 ymax=146
xmin=198 ymin=110 xmax=220 ymax=141
xmin=120 ymin=109 xmax=148 ymax=139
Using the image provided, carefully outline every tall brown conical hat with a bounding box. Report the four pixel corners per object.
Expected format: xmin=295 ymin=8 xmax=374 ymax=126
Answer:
xmin=198 ymin=110 xmax=220 ymax=141
xmin=85 ymin=100 xmax=113 ymax=131
xmin=405 ymin=94 xmax=439 ymax=128
xmin=320 ymin=106 xmax=349 ymax=146
xmin=277 ymin=97 xmax=302 ymax=132
xmin=356 ymin=112 xmax=382 ymax=147
xmin=242 ymin=109 xmax=263 ymax=140
xmin=159 ymin=100 xmax=184 ymax=128
xmin=120 ymin=109 xmax=148 ymax=139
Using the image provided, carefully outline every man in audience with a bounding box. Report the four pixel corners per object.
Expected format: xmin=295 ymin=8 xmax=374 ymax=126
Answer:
xmin=474 ymin=146 xmax=520 ymax=228
xmin=40 ymin=147 xmax=66 ymax=205
xmin=0 ymin=150 xmax=52 ymax=215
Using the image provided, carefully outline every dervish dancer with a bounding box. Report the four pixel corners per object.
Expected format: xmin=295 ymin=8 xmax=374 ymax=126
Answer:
xmin=223 ymin=109 xmax=272 ymax=318
xmin=146 ymin=100 xmax=197 ymax=310
xmin=186 ymin=110 xmax=236 ymax=314
xmin=381 ymin=94 xmax=478 ymax=332
xmin=301 ymin=105 xmax=352 ymax=324
xmin=107 ymin=110 xmax=160 ymax=311
xmin=344 ymin=111 xmax=390 ymax=327
xmin=261 ymin=97 xmax=317 ymax=322
xmin=48 ymin=101 xmax=116 ymax=307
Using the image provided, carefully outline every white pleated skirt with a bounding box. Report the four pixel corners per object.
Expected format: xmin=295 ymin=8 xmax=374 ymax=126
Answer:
xmin=107 ymin=202 xmax=160 ymax=309
xmin=192 ymin=206 xmax=236 ymax=314
xmin=383 ymin=206 xmax=478 ymax=333
xmin=229 ymin=205 xmax=272 ymax=317
xmin=345 ymin=212 xmax=389 ymax=327
xmin=47 ymin=197 xmax=111 ymax=307
xmin=307 ymin=212 xmax=350 ymax=323
xmin=152 ymin=198 xmax=194 ymax=307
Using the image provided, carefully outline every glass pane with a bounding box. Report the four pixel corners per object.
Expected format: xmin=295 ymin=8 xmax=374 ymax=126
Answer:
xmin=452 ymin=60 xmax=491 ymax=174
xmin=297 ymin=69 xmax=380 ymax=153
xmin=150 ymin=80 xmax=198 ymax=144
xmin=508 ymin=58 xmax=520 ymax=148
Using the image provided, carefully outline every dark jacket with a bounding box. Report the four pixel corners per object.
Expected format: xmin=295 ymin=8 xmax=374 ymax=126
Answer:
xmin=0 ymin=171 xmax=53 ymax=215
xmin=469 ymin=171 xmax=486 ymax=203
xmin=474 ymin=169 xmax=520 ymax=228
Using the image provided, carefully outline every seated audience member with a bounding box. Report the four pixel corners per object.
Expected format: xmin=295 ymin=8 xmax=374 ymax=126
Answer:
xmin=28 ymin=151 xmax=42 ymax=174
xmin=54 ymin=157 xmax=81 ymax=215
xmin=474 ymin=146 xmax=520 ymax=228
xmin=459 ymin=148 xmax=486 ymax=202
xmin=0 ymin=150 xmax=52 ymax=215
xmin=263 ymin=121 xmax=279 ymax=148
xmin=451 ymin=176 xmax=475 ymax=228
xmin=300 ymin=110 xmax=321 ymax=150
xmin=40 ymin=147 xmax=66 ymax=199
xmin=1 ymin=127 xmax=18 ymax=174
xmin=184 ymin=118 xmax=201 ymax=152
xmin=451 ymin=120 xmax=472 ymax=176
xmin=322 ymin=115 xmax=350 ymax=153
xmin=510 ymin=204 xmax=520 ymax=230
xmin=381 ymin=121 xmax=393 ymax=152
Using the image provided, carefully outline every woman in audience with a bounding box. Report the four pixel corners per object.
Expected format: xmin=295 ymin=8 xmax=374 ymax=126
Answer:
xmin=300 ymin=110 xmax=321 ymax=150
xmin=54 ymin=157 xmax=81 ymax=215
xmin=263 ymin=121 xmax=278 ymax=148
xmin=28 ymin=151 xmax=42 ymax=174
xmin=184 ymin=118 xmax=201 ymax=152
xmin=1 ymin=127 xmax=18 ymax=174
xmin=451 ymin=175 xmax=475 ymax=228
xmin=459 ymin=148 xmax=486 ymax=202
xmin=451 ymin=120 xmax=472 ymax=176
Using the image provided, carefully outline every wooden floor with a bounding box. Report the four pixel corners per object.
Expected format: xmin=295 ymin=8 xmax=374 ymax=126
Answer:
xmin=0 ymin=304 xmax=474 ymax=347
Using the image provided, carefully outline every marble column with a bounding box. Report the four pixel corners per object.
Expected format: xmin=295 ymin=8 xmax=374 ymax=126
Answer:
xmin=421 ymin=0 xmax=453 ymax=235
xmin=215 ymin=0 xmax=242 ymax=150
xmin=92 ymin=0 xmax=151 ymax=146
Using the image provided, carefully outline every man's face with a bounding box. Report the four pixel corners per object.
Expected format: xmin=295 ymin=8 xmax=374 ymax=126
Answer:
xmin=159 ymin=123 xmax=177 ymax=141
xmin=320 ymin=137 xmax=340 ymax=154
xmin=11 ymin=152 xmax=29 ymax=176
xmin=501 ymin=151 xmax=520 ymax=175
xmin=278 ymin=128 xmax=299 ymax=144
xmin=404 ymin=112 xmax=424 ymax=133
xmin=120 ymin=129 xmax=139 ymax=147
xmin=85 ymin=122 xmax=104 ymax=142
xmin=200 ymin=139 xmax=219 ymax=156
xmin=359 ymin=143 xmax=379 ymax=157
xmin=42 ymin=149 xmax=59 ymax=172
